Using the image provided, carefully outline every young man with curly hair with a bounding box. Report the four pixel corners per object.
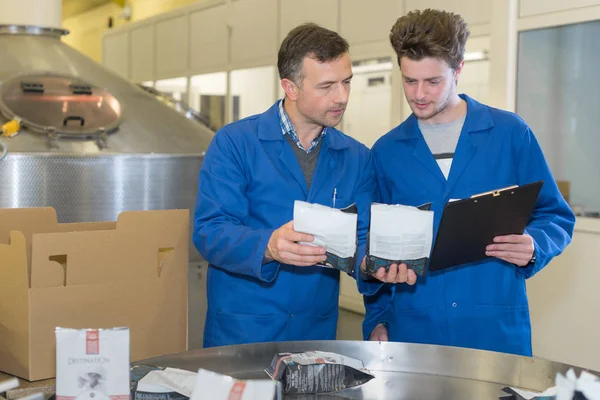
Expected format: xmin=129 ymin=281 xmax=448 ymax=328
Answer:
xmin=363 ymin=9 xmax=575 ymax=356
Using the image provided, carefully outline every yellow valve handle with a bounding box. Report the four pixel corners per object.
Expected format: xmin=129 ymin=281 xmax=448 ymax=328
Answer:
xmin=1 ymin=119 xmax=21 ymax=137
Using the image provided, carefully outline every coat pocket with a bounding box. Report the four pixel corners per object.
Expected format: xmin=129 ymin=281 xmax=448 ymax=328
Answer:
xmin=471 ymin=303 xmax=532 ymax=355
xmin=206 ymin=311 xmax=277 ymax=347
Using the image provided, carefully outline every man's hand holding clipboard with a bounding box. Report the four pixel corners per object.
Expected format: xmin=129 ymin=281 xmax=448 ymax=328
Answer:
xmin=428 ymin=181 xmax=543 ymax=272
xmin=486 ymin=234 xmax=535 ymax=267
xmin=471 ymin=186 xmax=536 ymax=267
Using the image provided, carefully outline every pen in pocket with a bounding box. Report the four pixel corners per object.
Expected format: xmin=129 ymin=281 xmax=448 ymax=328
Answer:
xmin=332 ymin=188 xmax=337 ymax=208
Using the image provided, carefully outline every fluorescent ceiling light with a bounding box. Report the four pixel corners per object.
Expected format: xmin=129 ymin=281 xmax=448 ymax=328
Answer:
xmin=352 ymin=62 xmax=394 ymax=74
xmin=464 ymin=50 xmax=489 ymax=61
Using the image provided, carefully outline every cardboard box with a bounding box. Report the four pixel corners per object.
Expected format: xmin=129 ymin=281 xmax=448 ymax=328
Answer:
xmin=556 ymin=180 xmax=571 ymax=204
xmin=0 ymin=208 xmax=189 ymax=381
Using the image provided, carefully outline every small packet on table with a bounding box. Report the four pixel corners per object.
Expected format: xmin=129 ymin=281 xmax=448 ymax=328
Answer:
xmin=265 ymin=350 xmax=374 ymax=394
xmin=190 ymin=369 xmax=281 ymax=400
xmin=365 ymin=202 xmax=433 ymax=276
xmin=56 ymin=327 xmax=130 ymax=400
xmin=293 ymin=200 xmax=358 ymax=274
xmin=131 ymin=365 xmax=196 ymax=400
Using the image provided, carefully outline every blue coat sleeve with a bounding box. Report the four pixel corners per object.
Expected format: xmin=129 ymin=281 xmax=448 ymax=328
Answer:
xmin=352 ymin=148 xmax=377 ymax=277
xmin=193 ymin=129 xmax=279 ymax=282
xmin=362 ymin=284 xmax=395 ymax=340
xmin=516 ymin=126 xmax=576 ymax=279
xmin=359 ymin=150 xmax=396 ymax=338
xmin=357 ymin=151 xmax=387 ymax=295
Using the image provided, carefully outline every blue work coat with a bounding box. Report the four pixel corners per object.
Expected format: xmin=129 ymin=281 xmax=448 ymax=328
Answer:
xmin=194 ymin=102 xmax=376 ymax=348
xmin=363 ymin=95 xmax=575 ymax=356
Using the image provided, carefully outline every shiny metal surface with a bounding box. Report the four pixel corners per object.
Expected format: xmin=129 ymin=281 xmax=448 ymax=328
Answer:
xmin=0 ymin=27 xmax=214 ymax=153
xmin=0 ymin=25 xmax=211 ymax=346
xmin=0 ymin=25 xmax=69 ymax=38
xmin=0 ymin=139 xmax=6 ymax=160
xmin=0 ymin=26 xmax=214 ymax=267
xmin=138 ymin=341 xmax=597 ymax=399
xmin=0 ymin=73 xmax=123 ymax=138
xmin=0 ymin=153 xmax=203 ymax=258
xmin=137 ymin=84 xmax=212 ymax=129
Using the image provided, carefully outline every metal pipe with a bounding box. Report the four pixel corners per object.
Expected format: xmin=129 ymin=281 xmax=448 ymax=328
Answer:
xmin=0 ymin=139 xmax=7 ymax=161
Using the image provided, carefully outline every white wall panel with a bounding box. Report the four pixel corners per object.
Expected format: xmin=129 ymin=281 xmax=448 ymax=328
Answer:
xmin=131 ymin=25 xmax=155 ymax=82
xmin=280 ymin=0 xmax=338 ymax=38
xmin=230 ymin=0 xmax=278 ymax=67
xmin=103 ymin=32 xmax=130 ymax=79
xmin=520 ymin=0 xmax=600 ymax=17
xmin=518 ymin=4 xmax=600 ymax=31
xmin=529 ymin=219 xmax=600 ymax=371
xmin=405 ymin=0 xmax=492 ymax=26
xmin=156 ymin=15 xmax=188 ymax=77
xmin=341 ymin=0 xmax=403 ymax=44
xmin=190 ymin=5 xmax=228 ymax=72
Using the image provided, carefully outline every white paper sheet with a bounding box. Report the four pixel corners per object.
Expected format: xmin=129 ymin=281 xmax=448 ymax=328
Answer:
xmin=0 ymin=378 xmax=19 ymax=394
xmin=138 ymin=367 xmax=198 ymax=397
xmin=505 ymin=368 xmax=600 ymax=400
xmin=369 ymin=203 xmax=434 ymax=260
xmin=577 ymin=370 xmax=600 ymax=400
xmin=293 ymin=200 xmax=357 ymax=258
xmin=190 ymin=369 xmax=278 ymax=400
xmin=557 ymin=369 xmax=600 ymax=400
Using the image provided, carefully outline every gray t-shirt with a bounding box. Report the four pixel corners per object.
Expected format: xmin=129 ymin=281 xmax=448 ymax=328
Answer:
xmin=418 ymin=115 xmax=466 ymax=179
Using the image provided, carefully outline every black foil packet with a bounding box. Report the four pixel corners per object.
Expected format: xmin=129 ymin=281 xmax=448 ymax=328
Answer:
xmin=365 ymin=202 xmax=432 ymax=277
xmin=265 ymin=351 xmax=374 ymax=394
xmin=315 ymin=203 xmax=358 ymax=275
xmin=130 ymin=365 xmax=189 ymax=400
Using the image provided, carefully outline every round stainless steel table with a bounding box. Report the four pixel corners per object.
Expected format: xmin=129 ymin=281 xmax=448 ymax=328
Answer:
xmin=137 ymin=340 xmax=594 ymax=399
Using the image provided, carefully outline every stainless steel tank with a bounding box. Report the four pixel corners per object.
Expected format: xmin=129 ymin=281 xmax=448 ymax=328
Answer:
xmin=0 ymin=25 xmax=213 ymax=256
xmin=0 ymin=25 xmax=214 ymax=344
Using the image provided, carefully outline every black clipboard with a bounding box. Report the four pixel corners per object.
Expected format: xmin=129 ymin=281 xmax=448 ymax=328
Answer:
xmin=428 ymin=180 xmax=543 ymax=272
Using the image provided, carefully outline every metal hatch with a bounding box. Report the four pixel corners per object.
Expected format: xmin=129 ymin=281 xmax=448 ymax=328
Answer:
xmin=0 ymin=72 xmax=122 ymax=142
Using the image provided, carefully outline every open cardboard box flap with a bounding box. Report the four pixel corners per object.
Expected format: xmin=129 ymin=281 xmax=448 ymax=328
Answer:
xmin=0 ymin=207 xmax=189 ymax=381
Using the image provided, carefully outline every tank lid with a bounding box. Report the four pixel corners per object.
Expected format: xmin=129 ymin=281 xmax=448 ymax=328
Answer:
xmin=0 ymin=73 xmax=122 ymax=145
xmin=0 ymin=24 xmax=68 ymax=38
